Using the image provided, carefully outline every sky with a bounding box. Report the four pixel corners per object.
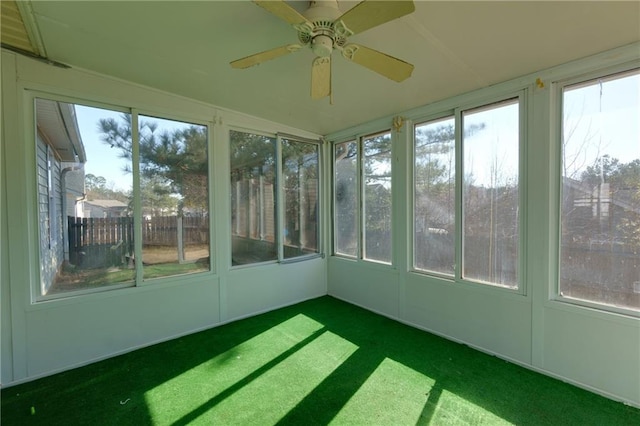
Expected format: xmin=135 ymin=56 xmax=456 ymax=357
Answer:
xmin=563 ymin=71 xmax=640 ymax=179
xmin=74 ymin=106 xmax=197 ymax=192
xmin=74 ymin=105 xmax=132 ymax=192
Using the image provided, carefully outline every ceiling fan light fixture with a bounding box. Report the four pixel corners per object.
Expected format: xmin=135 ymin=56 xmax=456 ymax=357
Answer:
xmin=311 ymin=34 xmax=333 ymax=57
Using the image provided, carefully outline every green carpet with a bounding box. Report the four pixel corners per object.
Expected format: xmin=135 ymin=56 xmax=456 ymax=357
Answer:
xmin=1 ymin=296 xmax=638 ymax=425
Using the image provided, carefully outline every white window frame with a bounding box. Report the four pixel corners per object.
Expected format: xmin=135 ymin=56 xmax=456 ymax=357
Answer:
xmin=332 ymin=138 xmax=360 ymax=260
xmin=409 ymin=92 xmax=527 ymax=294
xmin=228 ymin=127 xmax=323 ymax=269
xmin=30 ymin=92 xmax=215 ymax=302
xmin=278 ymin=133 xmax=323 ymax=264
xmin=552 ymin=64 xmax=640 ymax=317
xmin=332 ymin=129 xmax=394 ymax=266
xmin=411 ymin=111 xmax=456 ymax=279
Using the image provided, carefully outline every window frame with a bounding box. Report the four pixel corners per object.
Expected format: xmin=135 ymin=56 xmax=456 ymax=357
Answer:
xmin=278 ymin=133 xmax=323 ymax=264
xmin=29 ymin=91 xmax=215 ymax=302
xmin=332 ymin=129 xmax=394 ymax=266
xmin=411 ymin=111 xmax=456 ymax=279
xmin=409 ymin=92 xmax=527 ymax=295
xmin=552 ymin=64 xmax=640 ymax=317
xmin=332 ymin=138 xmax=360 ymax=260
xmin=228 ymin=127 xmax=278 ymax=268
xmin=228 ymin=127 xmax=323 ymax=269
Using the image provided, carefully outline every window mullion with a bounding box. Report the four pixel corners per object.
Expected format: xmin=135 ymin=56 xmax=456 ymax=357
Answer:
xmin=276 ymin=134 xmax=284 ymax=261
xmin=358 ymin=137 xmax=364 ymax=260
xmin=131 ymin=110 xmax=143 ymax=285
xmin=454 ymin=109 xmax=463 ymax=281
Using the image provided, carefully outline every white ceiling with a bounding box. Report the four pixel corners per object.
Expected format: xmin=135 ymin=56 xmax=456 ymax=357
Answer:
xmin=28 ymin=1 xmax=640 ymax=135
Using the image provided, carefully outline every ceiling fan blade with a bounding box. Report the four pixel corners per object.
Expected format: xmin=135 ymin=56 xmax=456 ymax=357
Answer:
xmin=230 ymin=44 xmax=301 ymax=69
xmin=311 ymin=56 xmax=331 ymax=99
xmin=342 ymin=44 xmax=414 ymax=82
xmin=335 ymin=1 xmax=415 ymax=37
xmin=253 ymin=0 xmax=312 ymax=28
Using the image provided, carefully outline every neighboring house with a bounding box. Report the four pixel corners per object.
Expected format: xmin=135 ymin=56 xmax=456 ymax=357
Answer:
xmin=84 ymin=199 xmax=128 ymax=218
xmin=36 ymin=99 xmax=86 ymax=294
xmin=563 ymin=177 xmax=640 ymax=245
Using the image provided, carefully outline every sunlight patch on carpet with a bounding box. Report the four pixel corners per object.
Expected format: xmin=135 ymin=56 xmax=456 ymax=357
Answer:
xmin=422 ymin=388 xmax=514 ymax=425
xmin=144 ymin=314 xmax=324 ymax=424
xmin=195 ymin=330 xmax=358 ymax=424
xmin=330 ymin=357 xmax=435 ymax=425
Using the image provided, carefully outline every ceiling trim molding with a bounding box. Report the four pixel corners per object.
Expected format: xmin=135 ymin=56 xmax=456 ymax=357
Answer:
xmin=15 ymin=0 xmax=46 ymax=57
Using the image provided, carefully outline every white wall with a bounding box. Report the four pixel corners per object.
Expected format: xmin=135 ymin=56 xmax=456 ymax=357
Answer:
xmin=0 ymin=50 xmax=326 ymax=385
xmin=327 ymin=43 xmax=640 ymax=407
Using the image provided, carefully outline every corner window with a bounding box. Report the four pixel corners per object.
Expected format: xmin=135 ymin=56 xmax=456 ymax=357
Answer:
xmin=559 ymin=69 xmax=640 ymax=312
xmin=229 ymin=130 xmax=277 ymax=265
xmin=229 ymin=130 xmax=321 ymax=266
xmin=282 ymin=138 xmax=320 ymax=259
xmin=363 ymin=132 xmax=393 ymax=264
xmin=35 ymin=98 xmax=211 ymax=299
xmin=334 ymin=141 xmax=358 ymax=257
xmin=333 ymin=131 xmax=393 ymax=265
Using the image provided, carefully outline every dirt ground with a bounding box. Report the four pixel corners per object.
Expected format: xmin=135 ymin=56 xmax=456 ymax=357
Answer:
xmin=142 ymin=244 xmax=209 ymax=264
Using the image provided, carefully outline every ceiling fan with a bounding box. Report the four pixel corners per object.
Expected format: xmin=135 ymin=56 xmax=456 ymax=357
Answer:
xmin=230 ymin=0 xmax=415 ymax=100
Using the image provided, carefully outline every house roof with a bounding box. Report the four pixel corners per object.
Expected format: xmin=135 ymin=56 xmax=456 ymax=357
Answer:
xmin=84 ymin=199 xmax=128 ymax=209
xmin=36 ymin=99 xmax=86 ymax=162
xmin=564 ymin=177 xmax=640 ymax=215
xmin=3 ymin=1 xmax=638 ymax=135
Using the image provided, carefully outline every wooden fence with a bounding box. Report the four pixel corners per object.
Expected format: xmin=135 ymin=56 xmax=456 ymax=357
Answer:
xmin=142 ymin=215 xmax=209 ymax=246
xmin=68 ymin=215 xmax=209 ymax=268
xmin=68 ymin=216 xmax=134 ymax=269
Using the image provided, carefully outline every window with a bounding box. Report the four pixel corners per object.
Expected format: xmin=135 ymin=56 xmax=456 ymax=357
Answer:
xmin=363 ymin=132 xmax=393 ymax=263
xmin=230 ymin=130 xmax=321 ymax=266
xmin=139 ymin=115 xmax=210 ymax=279
xmin=35 ymin=98 xmax=211 ymax=299
xmin=333 ymin=131 xmax=393 ymax=265
xmin=412 ymin=98 xmax=521 ymax=290
xmin=334 ymin=141 xmax=358 ymax=257
xmin=282 ymin=138 xmax=320 ymax=259
xmin=559 ymin=69 xmax=640 ymax=312
xmin=462 ymin=100 xmax=520 ymax=288
xmin=414 ymin=117 xmax=455 ymax=275
xmin=230 ymin=130 xmax=277 ymax=265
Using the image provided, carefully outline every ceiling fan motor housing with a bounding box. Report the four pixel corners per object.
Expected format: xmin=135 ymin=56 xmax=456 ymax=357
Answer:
xmin=303 ymin=1 xmax=342 ymax=22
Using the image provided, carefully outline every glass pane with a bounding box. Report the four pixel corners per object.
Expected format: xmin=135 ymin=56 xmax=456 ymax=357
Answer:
xmin=230 ymin=130 xmax=277 ymax=265
xmin=414 ymin=117 xmax=455 ymax=275
xmin=139 ymin=115 xmax=210 ymax=279
xmin=363 ymin=132 xmax=392 ymax=264
xmin=334 ymin=141 xmax=358 ymax=257
xmin=560 ymin=70 xmax=640 ymax=311
xmin=462 ymin=100 xmax=519 ymax=288
xmin=282 ymin=139 xmax=320 ymax=259
xmin=36 ymin=100 xmax=134 ymax=296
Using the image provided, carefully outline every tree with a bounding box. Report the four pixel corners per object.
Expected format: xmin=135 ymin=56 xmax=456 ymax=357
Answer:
xmin=139 ymin=175 xmax=180 ymax=217
xmin=84 ymin=173 xmax=129 ymax=203
xmin=229 ymin=131 xmax=277 ymax=243
xmin=282 ymin=140 xmax=319 ymax=250
xmin=97 ymin=115 xmax=208 ymax=214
